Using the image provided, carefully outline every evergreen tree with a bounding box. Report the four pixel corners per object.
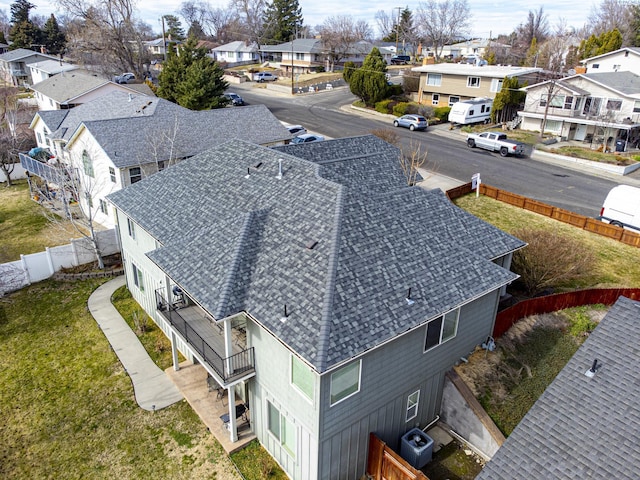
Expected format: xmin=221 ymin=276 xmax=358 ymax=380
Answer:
xmin=164 ymin=15 xmax=185 ymax=41
xmin=348 ymin=47 xmax=388 ymax=107
xmin=383 ymin=7 xmax=413 ymax=46
xmin=157 ymin=36 xmax=229 ymax=110
xmin=578 ymin=29 xmax=622 ymax=60
xmin=43 ymin=14 xmax=65 ymax=55
xmin=263 ymin=0 xmax=303 ymax=42
xmin=8 ymin=0 xmax=41 ymax=49
xmin=491 ymin=76 xmax=525 ymax=123
xmin=342 ymin=61 xmax=356 ymax=83
xmin=524 ymin=37 xmax=538 ymax=67
xmin=187 ymin=20 xmax=205 ymax=40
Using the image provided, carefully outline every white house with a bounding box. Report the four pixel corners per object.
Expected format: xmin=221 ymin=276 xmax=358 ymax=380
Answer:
xmin=28 ymin=59 xmax=78 ymax=85
xmin=0 ymin=48 xmax=59 ymax=86
xmin=580 ymin=47 xmax=640 ymax=74
xmin=211 ymin=41 xmax=259 ymax=66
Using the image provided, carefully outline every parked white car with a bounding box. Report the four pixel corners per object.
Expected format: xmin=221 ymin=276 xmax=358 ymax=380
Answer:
xmin=291 ymin=134 xmax=325 ymax=144
xmin=253 ymin=72 xmax=278 ymax=82
xmin=286 ymin=125 xmax=307 ymax=136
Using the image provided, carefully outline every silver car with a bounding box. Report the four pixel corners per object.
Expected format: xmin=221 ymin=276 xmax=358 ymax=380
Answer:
xmin=393 ymin=114 xmax=428 ymax=131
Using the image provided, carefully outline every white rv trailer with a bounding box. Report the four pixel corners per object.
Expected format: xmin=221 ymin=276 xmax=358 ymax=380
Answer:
xmin=448 ymin=97 xmax=493 ymax=125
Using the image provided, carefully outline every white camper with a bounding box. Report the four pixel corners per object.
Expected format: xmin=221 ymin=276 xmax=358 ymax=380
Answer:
xmin=599 ymin=185 xmax=640 ymax=232
xmin=448 ymin=97 xmax=493 ymax=125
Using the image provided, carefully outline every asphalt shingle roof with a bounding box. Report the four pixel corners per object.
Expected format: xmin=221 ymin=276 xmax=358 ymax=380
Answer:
xmin=108 ymin=138 xmax=523 ymax=372
xmin=582 ymin=71 xmax=640 ymax=96
xmin=477 ymin=296 xmax=640 ymax=480
xmin=0 ymin=48 xmax=57 ymax=63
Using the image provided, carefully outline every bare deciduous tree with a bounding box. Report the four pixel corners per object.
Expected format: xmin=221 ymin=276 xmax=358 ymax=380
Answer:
xmin=320 ymin=15 xmax=371 ymax=71
xmin=399 ymin=141 xmax=428 ymax=186
xmin=374 ymin=10 xmax=394 ymax=41
xmin=229 ymin=0 xmax=268 ymax=51
xmin=0 ymin=87 xmax=34 ymax=187
xmin=587 ymin=0 xmax=635 ymax=46
xmin=415 ymin=0 xmax=471 ymax=60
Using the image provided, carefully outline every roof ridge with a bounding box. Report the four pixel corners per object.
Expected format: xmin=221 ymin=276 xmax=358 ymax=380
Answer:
xmin=213 ymin=210 xmax=258 ymax=319
xmin=315 ymin=185 xmax=345 ymax=372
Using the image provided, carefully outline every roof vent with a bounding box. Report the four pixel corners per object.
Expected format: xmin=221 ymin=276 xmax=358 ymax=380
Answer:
xmin=128 ymin=93 xmax=132 ymax=102
xmin=406 ymin=288 xmax=415 ymax=306
xmin=585 ymin=358 xmax=599 ymax=378
xmin=306 ymin=240 xmax=318 ymax=250
xmin=245 ymin=167 xmax=250 ymax=179
xmin=253 ymin=161 xmax=263 ymax=169
xmin=276 ymin=158 xmax=283 ymax=179
xmin=280 ymin=304 xmax=289 ymax=322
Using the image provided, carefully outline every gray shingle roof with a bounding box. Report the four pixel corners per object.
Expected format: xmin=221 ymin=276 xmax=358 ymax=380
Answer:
xmin=477 ymin=296 xmax=640 ymax=480
xmin=583 ymin=71 xmax=640 ymax=96
xmin=108 ymin=138 xmax=523 ymax=372
xmin=28 ymin=59 xmax=77 ymax=75
xmin=0 ymin=48 xmax=58 ymax=63
xmin=31 ymin=71 xmax=117 ymax=104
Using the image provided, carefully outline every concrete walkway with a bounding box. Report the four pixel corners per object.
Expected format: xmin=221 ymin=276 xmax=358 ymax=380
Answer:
xmin=88 ymin=276 xmax=183 ymax=411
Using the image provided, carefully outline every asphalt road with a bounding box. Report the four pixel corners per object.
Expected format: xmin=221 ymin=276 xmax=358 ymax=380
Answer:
xmin=231 ymin=83 xmax=640 ymax=217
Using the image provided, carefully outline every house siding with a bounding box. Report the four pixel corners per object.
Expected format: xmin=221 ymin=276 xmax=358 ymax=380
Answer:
xmin=421 ymin=73 xmax=499 ymax=102
xmin=316 ymin=289 xmax=501 ymax=480
xmin=584 ymin=52 xmax=640 ymax=73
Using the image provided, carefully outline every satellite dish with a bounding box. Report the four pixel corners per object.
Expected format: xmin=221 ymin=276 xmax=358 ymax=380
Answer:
xmin=568 ymin=69 xmax=576 ymax=75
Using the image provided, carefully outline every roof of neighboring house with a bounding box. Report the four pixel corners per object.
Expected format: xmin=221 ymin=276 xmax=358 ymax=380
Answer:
xmin=477 ymin=296 xmax=640 ymax=480
xmin=412 ymin=63 xmax=541 ymax=78
xmin=260 ymin=38 xmax=324 ymax=53
xmin=580 ymin=46 xmax=640 ymax=64
xmin=107 ymin=139 xmax=524 ymax=373
xmin=447 ymin=38 xmax=511 ymax=50
xmin=30 ymin=71 xmax=150 ymax=106
xmin=0 ymin=48 xmax=58 ymax=63
xmin=212 ymin=41 xmax=258 ymax=53
xmin=27 ymin=59 xmax=78 ymax=76
xmin=583 ymin=71 xmax=640 ymax=96
xmin=521 ymin=78 xmax=591 ymax=96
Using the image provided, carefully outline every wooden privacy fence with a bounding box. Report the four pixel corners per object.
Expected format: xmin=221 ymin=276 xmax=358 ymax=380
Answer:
xmin=493 ymin=288 xmax=640 ymax=338
xmin=366 ymin=433 xmax=429 ymax=480
xmin=446 ymin=183 xmax=640 ymax=248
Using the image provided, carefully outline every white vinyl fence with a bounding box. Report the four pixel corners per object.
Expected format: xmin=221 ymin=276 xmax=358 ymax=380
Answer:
xmin=0 ymin=229 xmax=120 ymax=295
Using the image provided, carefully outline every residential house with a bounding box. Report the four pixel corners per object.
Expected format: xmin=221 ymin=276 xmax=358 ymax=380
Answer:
xmin=28 ymin=59 xmax=78 ymax=85
xmin=412 ymin=63 xmax=542 ymax=107
xmin=518 ymin=71 xmax=640 ymax=148
xmin=440 ymin=39 xmax=511 ymax=60
xmin=0 ymin=48 xmax=60 ymax=86
xmin=23 ymin=91 xmax=292 ymax=228
xmin=580 ymin=46 xmax=640 ymax=74
xmin=211 ymin=41 xmax=259 ymax=66
xmin=106 ymin=135 xmax=524 ymax=480
xmin=144 ymin=38 xmax=168 ymax=57
xmin=477 ymin=296 xmax=640 ymax=479
xmin=30 ymin=71 xmax=154 ymax=110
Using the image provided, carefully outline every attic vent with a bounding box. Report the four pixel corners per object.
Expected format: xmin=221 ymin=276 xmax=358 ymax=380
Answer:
xmin=305 ymin=240 xmax=318 ymax=250
xmin=253 ymin=161 xmax=263 ymax=169
xmin=280 ymin=304 xmax=289 ymax=323
xmin=585 ymin=359 xmax=599 ymax=378
xmin=406 ymin=288 xmax=415 ymax=306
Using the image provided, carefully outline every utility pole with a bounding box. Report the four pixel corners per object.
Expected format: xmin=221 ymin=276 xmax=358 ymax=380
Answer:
xmin=160 ymin=16 xmax=167 ymax=62
xmin=395 ymin=7 xmax=402 ymax=53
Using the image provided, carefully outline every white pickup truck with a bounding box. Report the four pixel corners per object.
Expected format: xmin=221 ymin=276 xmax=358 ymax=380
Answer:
xmin=466 ymin=132 xmax=525 ymax=157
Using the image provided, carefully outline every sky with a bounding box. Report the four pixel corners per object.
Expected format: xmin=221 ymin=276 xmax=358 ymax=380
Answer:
xmin=1 ymin=0 xmax=595 ymax=40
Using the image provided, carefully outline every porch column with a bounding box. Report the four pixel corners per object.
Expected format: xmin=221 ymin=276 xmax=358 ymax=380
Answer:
xmin=170 ymin=330 xmax=180 ymax=371
xmin=223 ymin=317 xmax=234 ymax=375
xmin=227 ymin=387 xmax=238 ymax=442
xmin=501 ymin=252 xmax=513 ymax=297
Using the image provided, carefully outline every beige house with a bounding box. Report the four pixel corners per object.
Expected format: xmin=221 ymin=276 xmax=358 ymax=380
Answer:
xmin=412 ymin=64 xmax=542 ymax=107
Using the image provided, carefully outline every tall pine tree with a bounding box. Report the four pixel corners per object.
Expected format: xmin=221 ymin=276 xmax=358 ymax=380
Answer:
xmin=8 ymin=0 xmax=41 ymax=50
xmin=348 ymin=48 xmax=388 ymax=107
xmin=43 ymin=14 xmax=66 ymax=55
xmin=157 ymin=36 xmax=229 ymax=110
xmin=263 ymin=0 xmax=303 ymax=42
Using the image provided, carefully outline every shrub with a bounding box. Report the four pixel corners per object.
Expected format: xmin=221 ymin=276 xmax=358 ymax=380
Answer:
xmin=375 ymin=99 xmax=394 ymax=114
xmin=369 ymin=128 xmax=400 ymax=147
xmin=315 ymin=65 xmax=325 ymax=73
xmin=387 ymin=84 xmax=404 ymax=97
xmin=511 ymin=228 xmax=595 ymax=295
xmin=343 ymin=61 xmax=356 ymax=83
xmin=392 ymin=102 xmax=410 ymax=116
xmin=433 ymin=106 xmax=451 ymax=122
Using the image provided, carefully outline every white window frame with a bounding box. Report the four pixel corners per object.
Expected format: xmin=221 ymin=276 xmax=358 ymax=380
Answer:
xmin=99 ymin=199 xmax=108 ymax=215
xmin=490 ymin=78 xmax=503 ymax=93
xmin=467 ymin=76 xmax=480 ymax=88
xmin=406 ymin=390 xmax=420 ymax=422
xmin=330 ymin=360 xmax=361 ymax=406
xmin=109 ymin=166 xmax=116 ymax=183
xmin=267 ymin=401 xmax=297 ymax=458
xmin=606 ymin=98 xmax=622 ymax=111
xmin=634 ymin=100 xmax=640 ymax=113
xmin=424 ymin=308 xmax=460 ymax=352
xmin=132 ymin=263 xmax=144 ymax=292
xmin=82 ymin=150 xmax=94 ymax=178
xmin=291 ymin=355 xmax=314 ymax=401
xmin=129 ymin=167 xmax=142 ymax=184
xmin=432 ymin=93 xmax=439 ymax=105
xmin=448 ymin=96 xmax=460 ymax=106
xmin=127 ymin=217 xmax=136 ymax=239
xmin=426 ymin=73 xmax=442 ymax=86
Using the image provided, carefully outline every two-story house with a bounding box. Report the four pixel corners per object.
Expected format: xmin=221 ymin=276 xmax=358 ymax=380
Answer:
xmin=28 ymin=59 xmax=78 ymax=85
xmin=518 ymin=71 xmax=640 ymax=149
xmin=412 ymin=63 xmax=542 ymax=107
xmin=30 ymin=71 xmax=153 ymax=110
xmin=23 ymin=91 xmax=292 ymax=228
xmin=211 ymin=41 xmax=260 ymax=66
xmin=106 ymin=135 xmax=524 ymax=480
xmin=580 ymin=46 xmax=640 ymax=74
xmin=0 ymin=48 xmax=60 ymax=86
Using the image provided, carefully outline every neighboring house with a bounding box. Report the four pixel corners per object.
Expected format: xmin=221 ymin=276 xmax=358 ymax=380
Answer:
xmin=440 ymin=39 xmax=511 ymax=60
xmin=211 ymin=41 xmax=259 ymax=66
xmin=144 ymin=38 xmax=168 ymax=56
xmin=28 ymin=59 xmax=78 ymax=85
xmin=24 ymin=91 xmax=292 ymax=228
xmin=580 ymin=47 xmax=640 ymax=74
xmin=0 ymin=48 xmax=60 ymax=86
xmin=30 ymin=71 xmax=154 ymax=110
xmin=477 ymin=296 xmax=640 ymax=479
xmin=106 ymin=135 xmax=524 ymax=480
xmin=412 ymin=63 xmax=542 ymax=106
xmin=518 ymin=71 xmax=640 ymax=148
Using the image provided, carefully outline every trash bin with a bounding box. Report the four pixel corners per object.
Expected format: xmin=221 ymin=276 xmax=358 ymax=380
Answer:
xmin=616 ymin=139 xmax=626 ymax=152
xmin=400 ymin=428 xmax=434 ymax=469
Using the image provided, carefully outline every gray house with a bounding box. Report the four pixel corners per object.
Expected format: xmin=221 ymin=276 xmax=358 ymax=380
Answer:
xmin=0 ymin=48 xmax=59 ymax=86
xmin=107 ymin=136 xmax=524 ymax=479
xmin=477 ymin=296 xmax=640 ymax=479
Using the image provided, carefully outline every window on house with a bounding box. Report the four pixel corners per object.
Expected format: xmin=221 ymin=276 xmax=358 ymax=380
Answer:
xmin=467 ymin=76 xmax=480 ymax=88
xmin=406 ymin=390 xmax=420 ymax=422
xmin=129 ymin=167 xmax=142 ymax=184
xmin=267 ymin=401 xmax=296 ymax=458
xmin=426 ymin=73 xmax=442 ymax=86
xmin=295 ymin=53 xmax=304 ymax=60
xmin=109 ymin=166 xmax=116 ymax=183
xmin=127 ymin=217 xmax=136 ymax=239
xmin=448 ymin=96 xmax=460 ymax=106
xmin=82 ymin=150 xmax=94 ymax=177
xmin=132 ymin=263 xmax=144 ymax=292
xmin=99 ymin=199 xmax=108 ymax=215
xmin=540 ymin=94 xmax=547 ymax=107
xmin=330 ymin=360 xmax=361 ymax=406
xmin=157 ymin=161 xmax=165 ymax=171
xmin=606 ymin=99 xmax=623 ymax=111
xmin=634 ymin=100 xmax=640 ymax=113
xmin=291 ymin=355 xmax=314 ymax=400
xmin=424 ymin=309 xmax=459 ymax=352
xmin=564 ymin=96 xmax=574 ymax=109
xmin=544 ymin=120 xmax=562 ymax=133
xmin=432 ymin=93 xmax=439 ymax=105
xmin=36 ymin=131 xmax=42 ymax=144
xmin=592 ymin=63 xmax=599 ymax=68
xmin=549 ymin=95 xmax=564 ymax=108
xmin=490 ymin=78 xmax=504 ymax=93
